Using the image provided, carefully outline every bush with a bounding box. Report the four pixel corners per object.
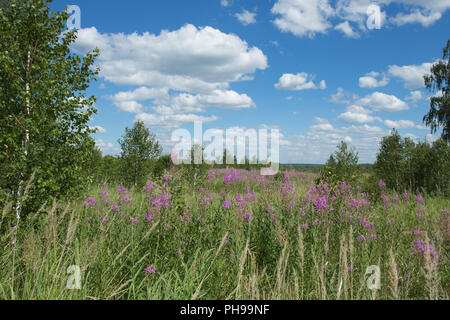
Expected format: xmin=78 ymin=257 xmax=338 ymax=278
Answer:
xmin=317 ymin=141 xmax=359 ymax=186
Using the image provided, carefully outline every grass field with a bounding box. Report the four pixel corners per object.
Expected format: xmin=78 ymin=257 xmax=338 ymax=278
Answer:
xmin=0 ymin=168 xmax=448 ymax=300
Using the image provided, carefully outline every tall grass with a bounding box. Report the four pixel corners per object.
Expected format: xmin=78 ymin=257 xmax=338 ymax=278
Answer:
xmin=0 ymin=169 xmax=448 ymax=300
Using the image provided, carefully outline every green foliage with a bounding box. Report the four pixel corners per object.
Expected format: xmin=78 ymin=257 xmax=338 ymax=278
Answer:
xmin=423 ymin=39 xmax=450 ymax=144
xmin=151 ymin=154 xmax=173 ymax=179
xmin=374 ymin=129 xmax=450 ymax=194
xmin=118 ymin=121 xmax=162 ymax=188
xmin=318 ymin=141 xmax=359 ymax=186
xmin=0 ymin=0 xmax=99 ymax=218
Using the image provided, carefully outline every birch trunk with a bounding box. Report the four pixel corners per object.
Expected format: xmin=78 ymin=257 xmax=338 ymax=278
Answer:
xmin=15 ymin=51 xmax=31 ymax=223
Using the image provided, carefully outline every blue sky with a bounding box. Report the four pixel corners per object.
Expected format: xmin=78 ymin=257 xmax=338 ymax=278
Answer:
xmin=52 ymin=0 xmax=450 ymax=163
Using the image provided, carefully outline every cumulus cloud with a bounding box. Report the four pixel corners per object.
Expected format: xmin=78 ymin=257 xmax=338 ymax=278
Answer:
xmin=330 ymin=88 xmax=359 ymax=104
xmin=73 ymin=24 xmax=268 ymax=128
xmin=388 ymin=62 xmax=432 ymax=89
xmin=271 ymin=0 xmax=449 ymax=38
xmin=391 ymin=9 xmax=442 ymax=27
xmin=334 ymin=21 xmax=359 ymax=38
xmin=72 ymin=25 xmax=268 ymax=93
xmin=383 ymin=119 xmax=426 ymax=130
xmin=359 ymin=71 xmax=389 ymax=88
xmin=405 ymin=90 xmax=423 ymax=102
xmin=356 ymin=92 xmax=409 ymax=112
xmin=90 ymin=126 xmax=107 ymax=133
xmin=271 ymin=0 xmax=334 ymax=38
xmin=338 ymin=105 xmax=381 ymax=124
xmin=135 ymin=112 xmax=219 ymax=129
xmin=95 ymin=139 xmax=120 ymax=155
xmin=281 ymin=117 xmax=390 ymax=163
xmin=275 ymin=72 xmax=326 ymax=91
xmin=235 ymin=9 xmax=257 ymax=25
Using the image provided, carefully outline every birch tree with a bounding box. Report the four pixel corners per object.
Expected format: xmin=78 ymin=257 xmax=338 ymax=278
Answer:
xmin=0 ymin=0 xmax=99 ymax=221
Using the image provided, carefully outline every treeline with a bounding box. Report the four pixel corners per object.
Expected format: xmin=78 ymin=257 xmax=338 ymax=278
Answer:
xmin=373 ymin=130 xmax=449 ymax=194
xmin=319 ymin=129 xmax=450 ymax=196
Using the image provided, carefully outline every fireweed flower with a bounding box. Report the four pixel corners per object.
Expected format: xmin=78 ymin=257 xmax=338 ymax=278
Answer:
xmin=378 ymin=180 xmax=386 ymax=189
xmin=300 ymin=222 xmax=309 ymax=230
xmin=144 ymin=182 xmax=154 ymax=193
xmin=152 ymin=194 xmax=171 ymax=207
xmin=381 ymin=194 xmax=391 ymax=209
xmin=417 ymin=207 xmax=423 ymax=219
xmin=412 ymin=239 xmax=438 ymax=260
xmin=145 ymin=214 xmax=154 ymax=223
xmin=144 ymin=265 xmax=156 ymax=274
xmin=402 ymin=192 xmax=409 ymax=201
xmin=223 ymin=200 xmax=232 ymax=209
xmin=235 ymin=193 xmax=243 ymax=203
xmin=392 ymin=193 xmax=399 ymax=202
xmin=117 ymin=184 xmax=126 ymax=194
xmin=243 ymin=212 xmax=252 ymax=222
xmin=111 ymin=203 xmax=120 ymax=212
xmin=121 ymin=195 xmax=132 ymax=204
xmin=83 ymin=197 xmax=96 ymax=207
xmin=100 ymin=188 xmax=108 ymax=197
xmin=358 ymin=235 xmax=366 ymax=242
xmin=129 ymin=217 xmax=139 ymax=224
xmin=199 ymin=187 xmax=204 ymax=193
xmin=415 ymin=194 xmax=424 ymax=205
xmin=314 ymin=196 xmax=328 ymax=212
xmin=370 ymin=234 xmax=377 ymax=240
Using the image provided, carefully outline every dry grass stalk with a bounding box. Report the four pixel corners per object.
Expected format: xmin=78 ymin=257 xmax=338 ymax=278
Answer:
xmin=388 ymin=248 xmax=399 ymax=299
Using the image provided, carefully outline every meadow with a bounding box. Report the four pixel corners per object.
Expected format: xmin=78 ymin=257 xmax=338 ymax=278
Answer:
xmin=0 ymin=167 xmax=448 ymax=300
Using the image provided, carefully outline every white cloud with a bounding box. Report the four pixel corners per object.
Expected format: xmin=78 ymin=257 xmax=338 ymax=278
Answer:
xmin=221 ymin=0 xmax=230 ymax=7
xmin=114 ymin=101 xmax=144 ymax=113
xmin=271 ymin=0 xmax=334 ymax=38
xmin=90 ymin=126 xmax=107 ymax=133
xmin=338 ymin=105 xmax=381 ymax=124
xmin=72 ymin=25 xmax=268 ymax=93
xmin=275 ymin=72 xmax=326 ymax=91
xmin=271 ymin=1 xmax=450 ymax=38
xmin=388 ymin=62 xmax=432 ymax=89
xmin=167 ymin=90 xmax=255 ymax=112
xmin=135 ymin=112 xmax=219 ymax=129
xmin=235 ymin=9 xmax=257 ymax=25
xmin=383 ymin=119 xmax=425 ymax=129
xmin=334 ymin=21 xmax=360 ymax=38
xmin=73 ymin=25 xmax=268 ymax=128
xmin=282 ymin=119 xmax=389 ymax=163
xmin=359 ymin=72 xmax=389 ymax=88
xmin=95 ymin=139 xmax=120 ymax=155
xmin=391 ymin=9 xmax=442 ymax=27
xmin=310 ymin=117 xmax=334 ymax=131
xmin=357 ymin=92 xmax=409 ymax=112
xmin=111 ymin=87 xmax=169 ymax=103
xmin=405 ymin=90 xmax=423 ymax=102
xmin=330 ymin=88 xmax=359 ymax=104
